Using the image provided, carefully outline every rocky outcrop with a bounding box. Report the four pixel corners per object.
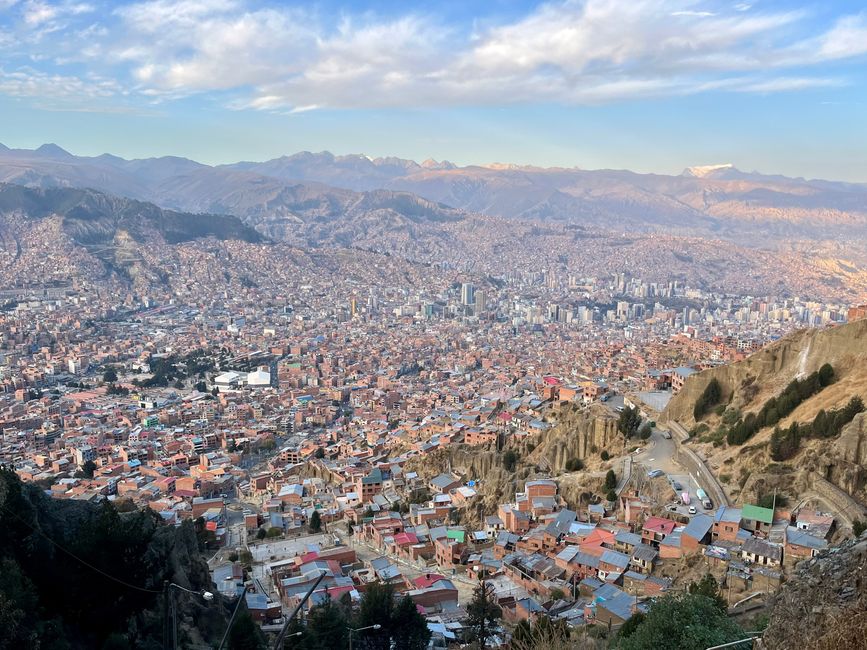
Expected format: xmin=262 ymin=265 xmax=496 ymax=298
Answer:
xmin=822 ymin=412 xmax=867 ymax=497
xmin=762 ymin=532 xmax=867 ymax=650
xmin=527 ymin=405 xmax=620 ymax=470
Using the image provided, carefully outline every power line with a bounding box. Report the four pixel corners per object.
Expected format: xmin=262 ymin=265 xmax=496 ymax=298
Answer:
xmin=0 ymin=502 xmax=162 ymax=594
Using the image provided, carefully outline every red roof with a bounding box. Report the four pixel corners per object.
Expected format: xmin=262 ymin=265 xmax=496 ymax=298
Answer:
xmin=643 ymin=517 xmax=677 ymax=535
xmin=543 ymin=376 xmax=561 ymax=385
xmin=394 ymin=532 xmax=419 ymax=546
xmin=413 ymin=573 xmax=446 ymax=589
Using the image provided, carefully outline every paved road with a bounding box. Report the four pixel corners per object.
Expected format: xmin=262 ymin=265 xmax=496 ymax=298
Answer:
xmin=631 ymin=428 xmax=717 ymax=518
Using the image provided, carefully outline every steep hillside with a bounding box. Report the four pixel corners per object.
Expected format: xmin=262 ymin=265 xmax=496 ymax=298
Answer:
xmin=662 ymin=320 xmax=867 ymax=521
xmin=763 ymin=531 xmax=867 ymax=650
xmin=0 ymin=468 xmax=235 ymax=649
xmin=0 ymin=183 xmax=262 ymax=246
xmin=664 ymin=320 xmax=867 ymax=428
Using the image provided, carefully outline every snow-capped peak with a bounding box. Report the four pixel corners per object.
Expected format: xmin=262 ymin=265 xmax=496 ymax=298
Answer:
xmin=682 ymin=163 xmax=734 ymax=178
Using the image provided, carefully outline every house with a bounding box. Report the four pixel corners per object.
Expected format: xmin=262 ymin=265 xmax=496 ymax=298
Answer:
xmin=671 ymin=367 xmax=697 ymax=394
xmin=598 ymin=550 xmax=630 ymax=581
xmin=681 ymin=514 xmax=714 ymax=553
xmin=429 ymin=473 xmax=462 ymax=494
xmin=741 ymin=537 xmax=783 ymax=567
xmin=793 ymin=511 xmax=834 ymax=539
xmin=740 ymin=504 xmax=774 ymax=538
xmin=784 ymin=527 xmax=828 ymax=564
xmin=629 ymin=545 xmax=658 ymax=575
xmin=592 ymin=583 xmax=641 ymax=627
xmin=641 ymin=517 xmax=676 ymax=548
xmin=713 ymin=507 xmax=742 ymax=542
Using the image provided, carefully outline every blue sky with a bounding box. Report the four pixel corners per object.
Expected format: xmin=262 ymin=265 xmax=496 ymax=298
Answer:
xmin=1 ymin=0 xmax=866 ymax=180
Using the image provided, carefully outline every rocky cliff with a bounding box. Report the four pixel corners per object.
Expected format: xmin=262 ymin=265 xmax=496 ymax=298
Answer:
xmin=762 ymin=532 xmax=867 ymax=650
xmin=405 ymin=404 xmax=625 ymax=524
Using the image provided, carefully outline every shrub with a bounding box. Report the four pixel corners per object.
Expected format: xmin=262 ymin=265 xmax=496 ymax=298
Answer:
xmin=600 ymin=450 xmax=610 ymax=461
xmin=853 ymin=520 xmax=866 ymax=537
xmin=604 ymin=469 xmax=617 ymax=491
xmin=606 ymin=489 xmax=617 ymax=502
xmin=502 ymin=450 xmax=519 ymax=471
xmin=564 ymin=458 xmax=584 ymax=472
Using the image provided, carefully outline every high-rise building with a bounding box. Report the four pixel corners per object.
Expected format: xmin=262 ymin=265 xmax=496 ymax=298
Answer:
xmin=474 ymin=290 xmax=486 ymax=314
xmin=461 ymin=283 xmax=475 ymax=306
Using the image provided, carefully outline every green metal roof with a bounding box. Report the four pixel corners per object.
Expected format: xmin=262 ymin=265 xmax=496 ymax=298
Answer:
xmin=446 ymin=530 xmax=465 ymax=543
xmin=742 ymin=504 xmax=774 ymax=524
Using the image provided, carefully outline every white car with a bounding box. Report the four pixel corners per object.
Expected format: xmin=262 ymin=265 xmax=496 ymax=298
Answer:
xmin=688 ymin=506 xmax=697 ymax=515
xmin=660 ymin=430 xmax=672 ymax=439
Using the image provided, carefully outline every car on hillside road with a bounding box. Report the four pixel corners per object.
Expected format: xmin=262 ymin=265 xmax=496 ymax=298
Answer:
xmin=647 ymin=469 xmax=665 ymax=478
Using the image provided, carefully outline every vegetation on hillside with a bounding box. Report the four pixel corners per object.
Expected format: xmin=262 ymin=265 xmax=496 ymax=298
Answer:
xmin=727 ymin=364 xmax=835 ymax=445
xmin=770 ymin=396 xmax=865 ymax=461
xmin=0 ymin=467 xmax=243 ymax=649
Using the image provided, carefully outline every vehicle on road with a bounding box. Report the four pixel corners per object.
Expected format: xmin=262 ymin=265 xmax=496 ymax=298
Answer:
xmin=647 ymin=469 xmax=665 ymax=478
xmin=702 ymin=498 xmax=714 ymax=510
xmin=672 ymin=481 xmax=683 ymax=491
xmin=681 ymin=492 xmax=690 ymax=505
xmin=696 ymin=488 xmax=708 ymax=501
xmin=660 ymin=430 xmax=672 ymax=439
xmin=688 ymin=506 xmax=697 ymax=515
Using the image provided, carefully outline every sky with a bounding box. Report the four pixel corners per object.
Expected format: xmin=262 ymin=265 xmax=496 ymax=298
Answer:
xmin=1 ymin=0 xmax=867 ymax=180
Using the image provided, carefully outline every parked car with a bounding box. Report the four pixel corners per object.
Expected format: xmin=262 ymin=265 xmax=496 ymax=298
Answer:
xmin=647 ymin=469 xmax=665 ymax=478
xmin=660 ymin=430 xmax=672 ymax=439
xmin=688 ymin=506 xmax=697 ymax=515
xmin=672 ymin=481 xmax=683 ymax=491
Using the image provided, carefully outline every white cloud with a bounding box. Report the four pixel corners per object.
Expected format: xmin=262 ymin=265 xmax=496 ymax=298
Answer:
xmin=1 ymin=0 xmax=866 ymax=111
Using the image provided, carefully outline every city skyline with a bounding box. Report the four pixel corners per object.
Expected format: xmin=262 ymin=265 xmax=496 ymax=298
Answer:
xmin=1 ymin=1 xmax=867 ymax=180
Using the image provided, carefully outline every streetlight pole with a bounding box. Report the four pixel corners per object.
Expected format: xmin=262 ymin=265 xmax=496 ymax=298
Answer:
xmin=165 ymin=583 xmax=214 ymax=650
xmin=348 ymin=624 xmax=381 ymax=650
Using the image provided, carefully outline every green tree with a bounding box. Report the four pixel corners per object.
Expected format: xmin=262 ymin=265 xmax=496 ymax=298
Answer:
xmin=502 ymin=450 xmax=519 ymax=471
xmin=853 ymin=519 xmax=866 ymax=537
xmin=618 ymin=593 xmax=745 ymax=650
xmin=103 ymin=367 xmax=118 ymax=383
xmin=256 ymin=527 xmax=267 ymax=540
xmin=304 ymin=596 xmax=349 ymax=649
xmin=465 ymin=577 xmax=501 ymax=650
xmin=314 ymin=447 xmax=325 ymax=459
xmin=81 ymin=460 xmax=97 ymax=479
xmin=818 ymin=363 xmax=835 ymax=387
xmin=618 ymin=406 xmax=642 ymax=439
xmin=604 ymin=469 xmax=617 ymax=491
xmin=606 ymin=489 xmax=617 ymax=502
xmin=309 ymin=510 xmax=322 ymax=533
xmin=687 ymin=574 xmax=727 ymax=612
xmin=391 ymin=593 xmax=431 ymax=650
xmin=228 ymin=610 xmax=266 ymax=650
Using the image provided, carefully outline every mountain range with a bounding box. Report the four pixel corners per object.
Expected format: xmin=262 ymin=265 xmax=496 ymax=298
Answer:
xmin=1 ymin=143 xmax=867 ymax=300
xmin=2 ymin=143 xmax=866 ymax=244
